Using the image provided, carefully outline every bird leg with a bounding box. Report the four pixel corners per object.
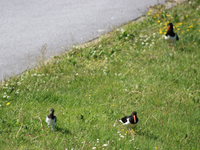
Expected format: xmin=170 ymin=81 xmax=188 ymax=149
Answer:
xmin=172 ymin=46 xmax=174 ymax=52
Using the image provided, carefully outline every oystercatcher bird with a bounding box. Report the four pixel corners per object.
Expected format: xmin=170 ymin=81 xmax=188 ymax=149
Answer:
xmin=45 ymin=108 xmax=57 ymax=131
xmin=113 ymin=111 xmax=139 ymax=129
xmin=165 ymin=23 xmax=179 ymax=52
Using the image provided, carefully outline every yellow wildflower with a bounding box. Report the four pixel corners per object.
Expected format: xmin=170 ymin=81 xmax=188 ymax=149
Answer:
xmin=187 ymin=29 xmax=189 ymax=32
xmin=166 ymin=14 xmax=170 ymax=17
xmin=131 ymin=129 xmax=135 ymax=134
xmin=112 ymin=105 xmax=115 ymax=106
xmin=156 ymin=14 xmax=159 ymax=16
xmin=148 ymin=13 xmax=151 ymax=15
xmin=194 ymin=43 xmax=196 ymax=44
xmin=89 ymin=94 xmax=91 ymax=96
xmin=158 ymin=20 xmax=160 ymax=23
xmin=159 ymin=29 xmax=162 ymax=34
xmin=149 ymin=10 xmax=152 ymax=13
xmin=177 ymin=28 xmax=180 ymax=30
xmin=155 ymin=147 xmax=158 ymax=149
xmin=186 ymin=15 xmax=188 ymax=18
xmin=170 ymin=17 xmax=173 ymax=19
xmin=193 ymin=19 xmax=196 ymax=21
xmin=158 ymin=11 xmax=162 ymax=14
xmin=153 ymin=16 xmax=156 ymax=19
xmin=21 ymin=146 xmax=23 ymax=148
xmin=6 ymin=102 xmax=10 ymax=106
xmin=178 ymin=23 xmax=182 ymax=25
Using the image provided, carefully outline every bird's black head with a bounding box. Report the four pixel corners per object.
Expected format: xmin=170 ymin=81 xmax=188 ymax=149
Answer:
xmin=50 ymin=108 xmax=54 ymax=114
xmin=132 ymin=111 xmax=137 ymax=116
xmin=167 ymin=23 xmax=174 ymax=30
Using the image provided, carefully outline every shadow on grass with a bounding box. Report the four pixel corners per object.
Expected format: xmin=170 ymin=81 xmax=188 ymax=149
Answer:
xmin=55 ymin=126 xmax=71 ymax=135
xmin=136 ymin=130 xmax=159 ymax=141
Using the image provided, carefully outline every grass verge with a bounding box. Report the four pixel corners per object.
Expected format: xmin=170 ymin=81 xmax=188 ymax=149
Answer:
xmin=0 ymin=0 xmax=200 ymax=149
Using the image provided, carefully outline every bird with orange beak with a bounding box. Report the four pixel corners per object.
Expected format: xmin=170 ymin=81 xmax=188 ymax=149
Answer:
xmin=118 ymin=111 xmax=139 ymax=129
xmin=165 ymin=22 xmax=179 ymax=52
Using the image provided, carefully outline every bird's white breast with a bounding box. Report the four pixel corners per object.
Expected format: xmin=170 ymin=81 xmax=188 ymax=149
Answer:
xmin=45 ymin=116 xmax=56 ymax=126
xmin=165 ymin=34 xmax=177 ymax=43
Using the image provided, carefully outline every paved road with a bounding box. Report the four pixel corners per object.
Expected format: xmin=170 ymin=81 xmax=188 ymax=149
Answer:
xmin=0 ymin=0 xmax=166 ymax=81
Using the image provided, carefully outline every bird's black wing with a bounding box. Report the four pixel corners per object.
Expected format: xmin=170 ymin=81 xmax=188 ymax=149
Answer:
xmin=120 ymin=116 xmax=128 ymax=123
xmin=55 ymin=116 xmax=57 ymax=122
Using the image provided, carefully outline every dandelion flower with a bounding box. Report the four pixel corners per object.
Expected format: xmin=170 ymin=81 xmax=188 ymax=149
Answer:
xmin=186 ymin=15 xmax=188 ymax=18
xmin=194 ymin=43 xmax=196 ymax=44
xmin=21 ymin=146 xmax=23 ymax=148
xmin=6 ymin=102 xmax=10 ymax=106
xmin=156 ymin=14 xmax=159 ymax=16
xmin=155 ymin=147 xmax=158 ymax=149
xmin=112 ymin=105 xmax=115 ymax=106
xmin=148 ymin=13 xmax=151 ymax=15
xmin=187 ymin=29 xmax=189 ymax=32
xmin=166 ymin=14 xmax=170 ymax=17
xmin=157 ymin=20 xmax=160 ymax=23
xmin=149 ymin=10 xmax=152 ymax=13
xmin=89 ymin=94 xmax=91 ymax=96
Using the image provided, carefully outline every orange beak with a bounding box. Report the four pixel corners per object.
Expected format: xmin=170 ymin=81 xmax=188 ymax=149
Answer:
xmin=133 ymin=115 xmax=136 ymax=123
xmin=167 ymin=25 xmax=171 ymax=31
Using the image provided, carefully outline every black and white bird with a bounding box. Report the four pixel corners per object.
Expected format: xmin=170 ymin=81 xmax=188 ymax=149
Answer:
xmin=45 ymin=108 xmax=57 ymax=131
xmin=165 ymin=23 xmax=179 ymax=52
xmin=114 ymin=111 xmax=139 ymax=129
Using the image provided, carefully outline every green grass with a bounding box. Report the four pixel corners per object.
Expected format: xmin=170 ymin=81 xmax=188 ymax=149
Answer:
xmin=1 ymin=1 xmax=200 ymax=149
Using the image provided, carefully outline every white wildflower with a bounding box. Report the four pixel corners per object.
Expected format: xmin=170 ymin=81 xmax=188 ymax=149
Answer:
xmin=102 ymin=144 xmax=108 ymax=147
xmin=92 ymin=147 xmax=96 ymax=149
xmin=121 ymin=28 xmax=125 ymax=33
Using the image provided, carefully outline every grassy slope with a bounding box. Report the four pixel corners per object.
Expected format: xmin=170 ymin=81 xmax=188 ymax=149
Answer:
xmin=0 ymin=1 xmax=200 ymax=149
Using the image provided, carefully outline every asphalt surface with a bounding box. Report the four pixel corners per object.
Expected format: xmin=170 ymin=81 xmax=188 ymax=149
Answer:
xmin=0 ymin=0 xmax=166 ymax=81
